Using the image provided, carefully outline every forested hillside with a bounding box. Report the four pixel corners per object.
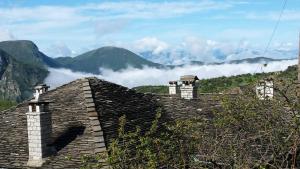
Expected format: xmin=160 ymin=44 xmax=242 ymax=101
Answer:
xmin=134 ymin=65 xmax=298 ymax=94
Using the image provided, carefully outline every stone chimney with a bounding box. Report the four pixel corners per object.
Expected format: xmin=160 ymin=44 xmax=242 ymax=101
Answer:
xmin=256 ymin=78 xmax=274 ymax=100
xmin=26 ymin=85 xmax=53 ymax=167
xmin=169 ymin=81 xmax=179 ymax=95
xmin=33 ymin=84 xmax=50 ymax=101
xmin=180 ymin=75 xmax=199 ymax=99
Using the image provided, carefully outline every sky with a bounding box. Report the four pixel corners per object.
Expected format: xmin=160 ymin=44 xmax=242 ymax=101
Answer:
xmin=0 ymin=0 xmax=300 ymax=64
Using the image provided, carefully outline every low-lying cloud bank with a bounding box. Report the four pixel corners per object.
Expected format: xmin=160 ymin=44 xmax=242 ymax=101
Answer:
xmin=45 ymin=59 xmax=298 ymax=89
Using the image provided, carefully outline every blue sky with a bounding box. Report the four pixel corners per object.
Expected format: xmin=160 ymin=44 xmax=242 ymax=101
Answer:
xmin=0 ymin=0 xmax=300 ymax=63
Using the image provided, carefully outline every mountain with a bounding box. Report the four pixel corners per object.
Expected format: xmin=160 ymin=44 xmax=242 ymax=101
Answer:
xmin=139 ymin=48 xmax=297 ymax=65
xmin=226 ymin=57 xmax=283 ymax=64
xmin=0 ymin=49 xmax=48 ymax=101
xmin=0 ymin=40 xmax=296 ymax=102
xmin=55 ymin=46 xmax=163 ymax=74
xmin=0 ymin=40 xmax=61 ymax=68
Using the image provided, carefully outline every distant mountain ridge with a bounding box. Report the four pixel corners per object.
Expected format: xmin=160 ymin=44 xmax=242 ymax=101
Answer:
xmin=54 ymin=46 xmax=163 ymax=74
xmin=139 ymin=48 xmax=297 ymax=65
xmin=0 ymin=40 xmax=297 ymax=102
xmin=0 ymin=40 xmax=60 ymax=68
xmin=0 ymin=49 xmax=48 ymax=101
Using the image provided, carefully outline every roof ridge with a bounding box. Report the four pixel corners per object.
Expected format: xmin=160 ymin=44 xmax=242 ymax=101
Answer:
xmin=81 ymin=78 xmax=108 ymax=158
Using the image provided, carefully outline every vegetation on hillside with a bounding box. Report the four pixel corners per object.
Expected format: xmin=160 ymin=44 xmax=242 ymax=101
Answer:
xmin=0 ymin=100 xmax=16 ymax=111
xmin=0 ymin=40 xmax=60 ymax=68
xmin=0 ymin=41 xmax=52 ymax=102
xmin=134 ymin=65 xmax=298 ymax=94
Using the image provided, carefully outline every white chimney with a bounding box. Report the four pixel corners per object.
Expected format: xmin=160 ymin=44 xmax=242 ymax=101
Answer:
xmin=180 ymin=75 xmax=199 ymax=99
xmin=256 ymin=78 xmax=274 ymax=100
xmin=169 ymin=81 xmax=179 ymax=95
xmin=33 ymin=84 xmax=50 ymax=101
xmin=26 ymin=84 xmax=53 ymax=167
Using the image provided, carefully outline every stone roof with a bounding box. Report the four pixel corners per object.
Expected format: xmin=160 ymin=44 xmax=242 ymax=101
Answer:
xmin=0 ymin=77 xmax=219 ymax=169
xmin=180 ymin=75 xmax=199 ymax=82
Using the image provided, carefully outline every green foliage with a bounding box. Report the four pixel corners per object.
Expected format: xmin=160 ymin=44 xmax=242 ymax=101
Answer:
xmin=132 ymin=85 xmax=168 ymax=94
xmin=0 ymin=100 xmax=16 ymax=111
xmin=95 ymin=109 xmax=201 ymax=169
xmin=134 ymin=65 xmax=298 ymax=94
xmin=0 ymin=42 xmax=50 ymax=102
xmin=0 ymin=41 xmax=51 ymax=102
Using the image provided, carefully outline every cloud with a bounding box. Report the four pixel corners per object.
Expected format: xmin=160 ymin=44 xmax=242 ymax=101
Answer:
xmin=219 ymin=29 xmax=269 ymax=40
xmin=245 ymin=10 xmax=300 ymax=21
xmin=94 ymin=19 xmax=129 ymax=37
xmin=0 ymin=1 xmax=235 ymax=32
xmin=181 ymin=37 xmax=227 ymax=62
xmin=45 ymin=59 xmax=297 ymax=89
xmin=46 ymin=42 xmax=73 ymax=57
xmin=0 ymin=6 xmax=82 ymax=23
xmin=83 ymin=1 xmax=233 ymax=19
xmin=0 ymin=29 xmax=15 ymax=41
xmin=133 ymin=37 xmax=169 ymax=54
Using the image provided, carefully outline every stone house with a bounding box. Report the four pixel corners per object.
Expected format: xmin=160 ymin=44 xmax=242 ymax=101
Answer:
xmin=0 ymin=77 xmax=218 ymax=169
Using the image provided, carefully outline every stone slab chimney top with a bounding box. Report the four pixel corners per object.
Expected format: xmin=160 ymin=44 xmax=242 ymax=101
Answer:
xmin=34 ymin=84 xmax=50 ymax=101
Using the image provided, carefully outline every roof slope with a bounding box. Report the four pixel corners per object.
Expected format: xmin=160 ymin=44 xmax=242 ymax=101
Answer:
xmin=89 ymin=77 xmax=160 ymax=145
xmin=0 ymin=77 xmax=220 ymax=168
xmin=0 ymin=79 xmax=98 ymax=168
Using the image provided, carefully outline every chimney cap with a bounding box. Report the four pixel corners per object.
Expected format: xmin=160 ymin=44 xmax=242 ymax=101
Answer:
xmin=180 ymin=75 xmax=199 ymax=82
xmin=28 ymin=100 xmax=51 ymax=104
xmin=169 ymin=81 xmax=178 ymax=84
xmin=34 ymin=84 xmax=50 ymax=90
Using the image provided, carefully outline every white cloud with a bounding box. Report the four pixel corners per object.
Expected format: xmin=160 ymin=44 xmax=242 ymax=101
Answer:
xmin=45 ymin=59 xmax=297 ymax=89
xmin=0 ymin=6 xmax=82 ymax=23
xmin=45 ymin=42 xmax=73 ymax=58
xmin=83 ymin=1 xmax=233 ymax=19
xmin=0 ymin=1 xmax=235 ymax=33
xmin=179 ymin=36 xmax=238 ymax=62
xmin=219 ymin=29 xmax=269 ymax=41
xmin=94 ymin=19 xmax=129 ymax=37
xmin=133 ymin=37 xmax=169 ymax=54
xmin=246 ymin=10 xmax=300 ymax=21
xmin=0 ymin=29 xmax=15 ymax=41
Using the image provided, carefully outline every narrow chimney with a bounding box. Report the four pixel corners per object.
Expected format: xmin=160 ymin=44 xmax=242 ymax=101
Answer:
xmin=180 ymin=75 xmax=199 ymax=99
xmin=26 ymin=85 xmax=53 ymax=167
xmin=256 ymin=78 xmax=274 ymax=100
xmin=169 ymin=81 xmax=179 ymax=95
